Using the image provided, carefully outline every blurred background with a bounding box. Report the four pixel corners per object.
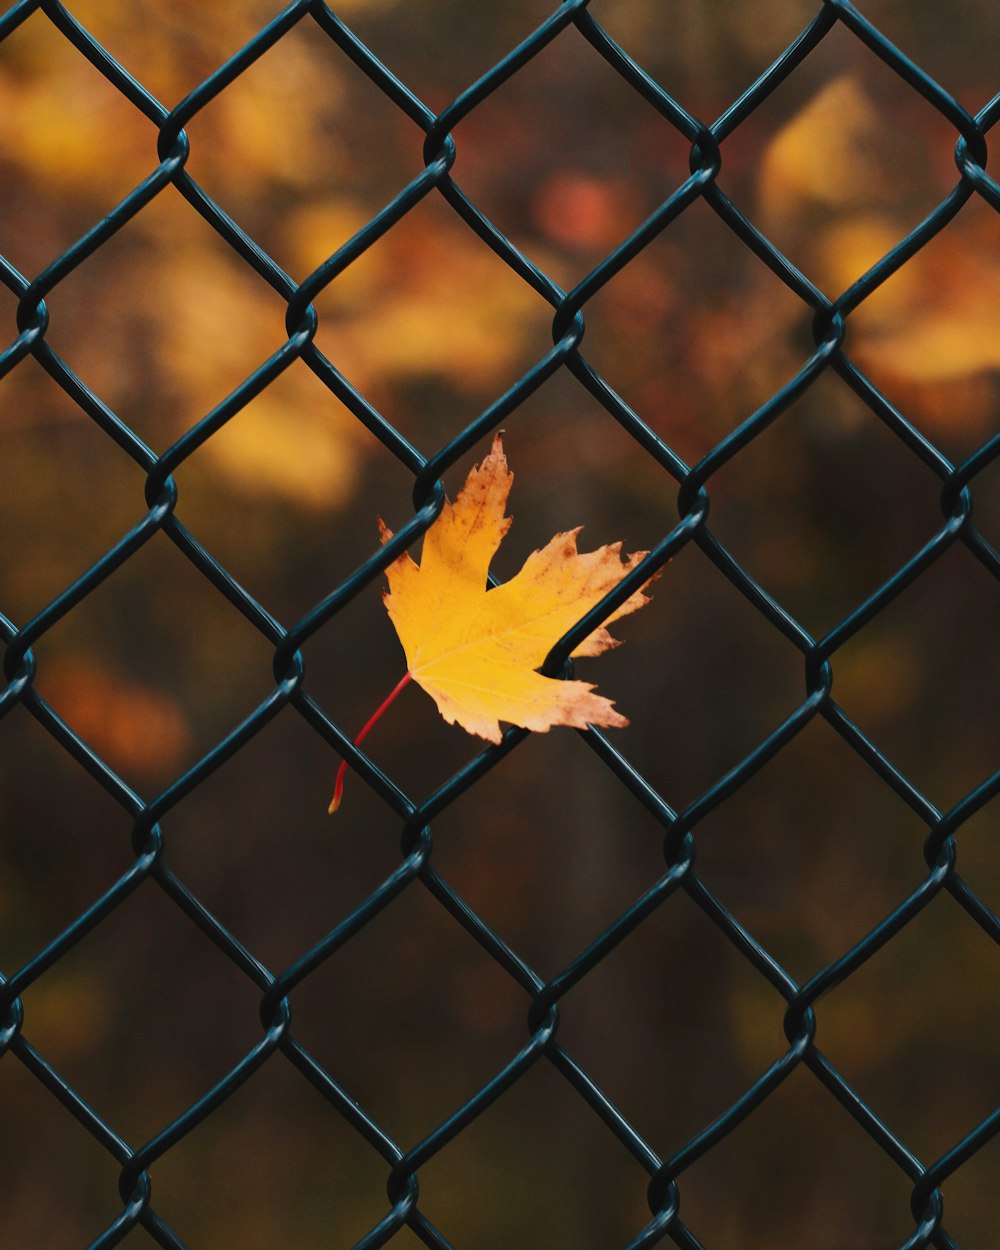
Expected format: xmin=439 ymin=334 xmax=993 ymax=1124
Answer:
xmin=2 ymin=0 xmax=1000 ymax=1247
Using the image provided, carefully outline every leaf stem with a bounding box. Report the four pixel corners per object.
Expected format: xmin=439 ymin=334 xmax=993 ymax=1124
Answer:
xmin=328 ymin=671 xmax=413 ymax=814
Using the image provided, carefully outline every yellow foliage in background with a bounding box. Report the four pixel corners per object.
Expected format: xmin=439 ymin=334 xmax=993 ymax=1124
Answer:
xmin=758 ymin=73 xmax=1000 ymax=430
xmin=759 ymin=77 xmax=883 ymax=217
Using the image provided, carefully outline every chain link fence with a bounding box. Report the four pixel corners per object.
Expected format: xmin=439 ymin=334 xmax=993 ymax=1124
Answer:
xmin=1 ymin=1 xmax=999 ymax=1247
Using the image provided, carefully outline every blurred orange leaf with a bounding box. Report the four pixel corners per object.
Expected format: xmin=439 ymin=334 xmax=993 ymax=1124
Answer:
xmin=45 ymin=658 xmax=191 ymax=777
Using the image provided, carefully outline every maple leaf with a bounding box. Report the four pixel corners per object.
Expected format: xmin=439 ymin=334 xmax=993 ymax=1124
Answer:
xmin=330 ymin=434 xmax=652 ymax=811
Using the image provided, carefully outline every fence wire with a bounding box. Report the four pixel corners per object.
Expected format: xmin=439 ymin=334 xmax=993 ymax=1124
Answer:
xmin=1 ymin=1 xmax=999 ymax=1247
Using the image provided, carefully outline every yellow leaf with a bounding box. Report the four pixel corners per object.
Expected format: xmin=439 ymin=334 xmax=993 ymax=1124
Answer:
xmin=381 ymin=434 xmax=652 ymax=744
xmin=329 ymin=435 xmax=654 ymax=811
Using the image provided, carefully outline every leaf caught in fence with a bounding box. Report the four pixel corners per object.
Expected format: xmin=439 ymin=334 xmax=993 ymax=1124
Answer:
xmin=330 ymin=434 xmax=653 ymax=811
